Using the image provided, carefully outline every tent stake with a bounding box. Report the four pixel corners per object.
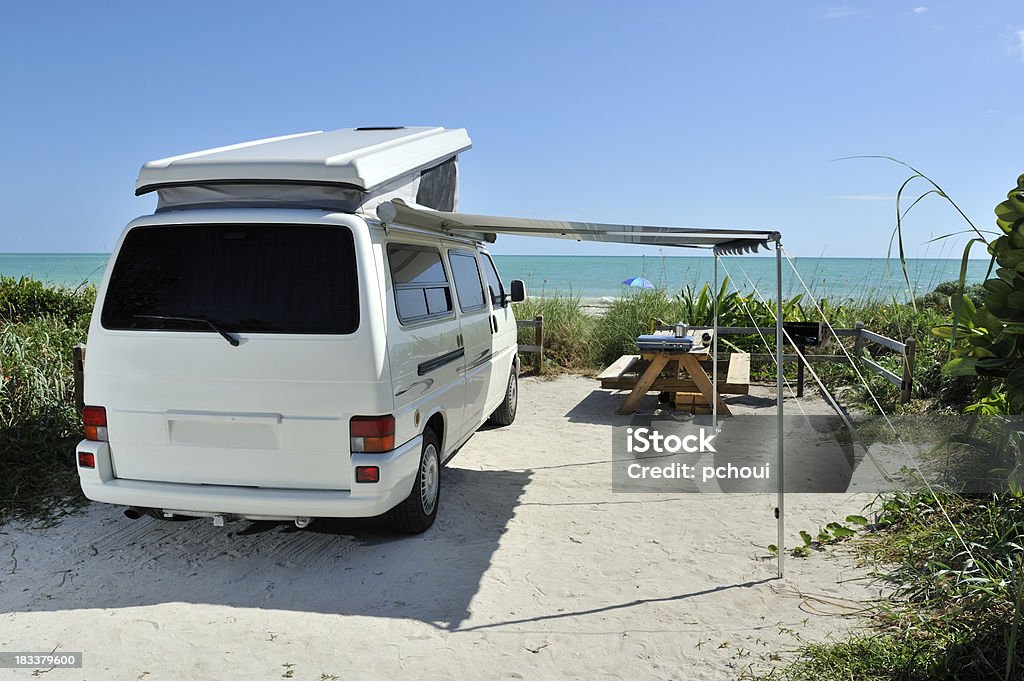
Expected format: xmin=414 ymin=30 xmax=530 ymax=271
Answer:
xmin=775 ymin=239 xmax=785 ymax=578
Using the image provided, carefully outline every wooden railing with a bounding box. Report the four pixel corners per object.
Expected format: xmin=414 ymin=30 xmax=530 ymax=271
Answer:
xmin=516 ymin=315 xmax=544 ymax=375
xmin=718 ymin=323 xmax=916 ymax=404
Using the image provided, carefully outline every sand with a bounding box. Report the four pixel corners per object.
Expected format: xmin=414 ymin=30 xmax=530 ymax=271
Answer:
xmin=0 ymin=376 xmax=882 ymax=680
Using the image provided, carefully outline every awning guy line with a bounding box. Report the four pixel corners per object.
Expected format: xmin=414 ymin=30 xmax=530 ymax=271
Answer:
xmin=780 ymin=246 xmax=975 ymax=566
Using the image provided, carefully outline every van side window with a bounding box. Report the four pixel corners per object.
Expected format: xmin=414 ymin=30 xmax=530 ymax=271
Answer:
xmin=388 ymin=244 xmax=453 ymax=323
xmin=480 ymin=252 xmax=505 ymax=306
xmin=448 ymin=250 xmax=487 ymax=312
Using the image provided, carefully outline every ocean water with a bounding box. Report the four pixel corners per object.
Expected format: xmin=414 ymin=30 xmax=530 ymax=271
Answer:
xmin=499 ymin=255 xmax=994 ymax=302
xmin=0 ymin=253 xmax=991 ymax=303
xmin=0 ymin=253 xmax=109 ymax=289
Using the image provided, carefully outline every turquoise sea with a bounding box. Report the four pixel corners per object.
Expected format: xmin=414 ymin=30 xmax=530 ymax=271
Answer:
xmin=0 ymin=253 xmax=992 ymax=303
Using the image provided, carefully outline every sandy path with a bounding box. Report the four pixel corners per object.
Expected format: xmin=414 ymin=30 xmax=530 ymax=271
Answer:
xmin=0 ymin=376 xmax=880 ymax=680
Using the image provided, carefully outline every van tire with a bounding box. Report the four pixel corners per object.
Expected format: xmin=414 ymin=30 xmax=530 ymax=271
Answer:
xmin=488 ymin=367 xmax=518 ymax=427
xmin=387 ymin=428 xmax=440 ymax=534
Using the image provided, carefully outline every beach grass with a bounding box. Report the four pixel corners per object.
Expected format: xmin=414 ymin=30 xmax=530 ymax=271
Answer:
xmin=513 ymin=291 xmax=595 ymax=370
xmin=590 ymin=289 xmax=682 ymax=368
xmin=761 ymin=493 xmax=1024 ymax=680
xmin=0 ymin=277 xmax=94 ymax=522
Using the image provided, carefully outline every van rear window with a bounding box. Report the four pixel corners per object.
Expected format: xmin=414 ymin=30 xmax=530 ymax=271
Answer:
xmin=101 ymin=224 xmax=359 ymax=334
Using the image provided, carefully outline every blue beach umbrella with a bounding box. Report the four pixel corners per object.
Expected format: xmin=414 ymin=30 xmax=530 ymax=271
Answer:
xmin=621 ymin=276 xmax=654 ymax=289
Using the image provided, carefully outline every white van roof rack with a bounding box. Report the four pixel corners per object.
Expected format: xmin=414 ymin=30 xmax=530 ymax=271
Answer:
xmin=136 ymin=126 xmax=471 ymax=214
xmin=376 ymin=199 xmax=779 ymax=255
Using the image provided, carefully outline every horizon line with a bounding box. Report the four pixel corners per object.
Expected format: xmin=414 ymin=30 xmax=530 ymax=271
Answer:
xmin=0 ymin=251 xmax=995 ymax=261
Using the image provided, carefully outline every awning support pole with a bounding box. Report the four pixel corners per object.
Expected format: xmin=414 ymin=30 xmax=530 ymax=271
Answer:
xmin=713 ymin=253 xmax=719 ymax=429
xmin=775 ymin=239 xmax=785 ymax=578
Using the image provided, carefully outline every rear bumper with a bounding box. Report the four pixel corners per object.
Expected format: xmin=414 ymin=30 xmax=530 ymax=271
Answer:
xmin=75 ymin=436 xmax=423 ymax=518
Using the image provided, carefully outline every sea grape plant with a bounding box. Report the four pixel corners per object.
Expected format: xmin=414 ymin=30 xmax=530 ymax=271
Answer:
xmin=936 ymin=173 xmax=1024 ymax=412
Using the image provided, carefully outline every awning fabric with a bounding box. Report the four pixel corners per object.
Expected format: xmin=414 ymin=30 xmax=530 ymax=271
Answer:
xmin=376 ymin=199 xmax=779 ymax=255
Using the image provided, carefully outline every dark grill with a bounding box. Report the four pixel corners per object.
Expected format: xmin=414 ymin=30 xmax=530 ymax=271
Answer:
xmin=783 ymin=322 xmax=823 ymax=347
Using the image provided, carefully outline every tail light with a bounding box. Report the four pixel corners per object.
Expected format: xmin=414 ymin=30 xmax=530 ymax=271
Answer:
xmin=78 ymin=452 xmax=96 ymax=468
xmin=350 ymin=415 xmax=395 ymax=453
xmin=355 ymin=466 xmax=380 ymax=483
xmin=83 ymin=406 xmax=108 ymax=442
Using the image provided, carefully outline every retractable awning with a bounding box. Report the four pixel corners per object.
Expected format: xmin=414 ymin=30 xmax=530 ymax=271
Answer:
xmin=375 ymin=199 xmax=780 ymax=255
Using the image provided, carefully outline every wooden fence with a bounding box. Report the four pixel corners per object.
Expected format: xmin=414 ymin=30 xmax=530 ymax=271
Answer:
xmin=722 ymin=323 xmax=917 ymax=403
xmin=73 ymin=343 xmax=86 ymax=413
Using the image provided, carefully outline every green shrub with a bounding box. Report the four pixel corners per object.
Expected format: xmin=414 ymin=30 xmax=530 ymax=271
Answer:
xmin=0 ymin=276 xmax=94 ymax=519
xmin=675 ymin=276 xmax=751 ymax=327
xmin=765 ymin=494 xmax=1024 ymax=680
xmin=914 ymin=279 xmax=987 ymax=311
xmin=0 ymin=315 xmax=89 ymax=521
xmin=0 ymin=276 xmax=96 ymax=325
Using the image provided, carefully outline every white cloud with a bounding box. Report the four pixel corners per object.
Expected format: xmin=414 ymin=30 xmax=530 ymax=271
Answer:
xmin=832 ymin=194 xmax=896 ymax=202
xmin=912 ymin=6 xmax=928 ymax=14
xmin=823 ymin=6 xmax=861 ymax=19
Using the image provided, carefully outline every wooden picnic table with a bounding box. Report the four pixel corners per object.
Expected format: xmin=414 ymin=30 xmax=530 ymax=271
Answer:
xmin=597 ymin=328 xmax=750 ymax=415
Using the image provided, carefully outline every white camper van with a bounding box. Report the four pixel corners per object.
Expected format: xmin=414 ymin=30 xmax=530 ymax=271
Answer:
xmin=76 ymin=126 xmax=525 ymax=533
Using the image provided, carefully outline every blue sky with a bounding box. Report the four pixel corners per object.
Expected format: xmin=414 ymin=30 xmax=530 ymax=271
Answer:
xmin=1 ymin=1 xmax=1020 ymax=257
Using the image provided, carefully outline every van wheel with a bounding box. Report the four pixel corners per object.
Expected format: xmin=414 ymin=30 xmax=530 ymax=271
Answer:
xmin=387 ymin=428 xmax=440 ymax=534
xmin=488 ymin=367 xmax=518 ymax=427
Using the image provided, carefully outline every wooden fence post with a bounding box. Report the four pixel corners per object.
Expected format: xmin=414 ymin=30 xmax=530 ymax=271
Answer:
xmin=853 ymin=321 xmax=865 ymax=358
xmin=534 ymin=315 xmax=544 ymax=375
xmin=900 ymin=337 xmax=916 ymax=404
xmin=73 ymin=343 xmax=86 ymax=413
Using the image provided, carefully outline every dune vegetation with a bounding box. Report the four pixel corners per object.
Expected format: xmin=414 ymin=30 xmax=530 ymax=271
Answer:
xmin=0 ymin=276 xmax=94 ymax=523
xmin=512 ymin=277 xmax=973 ymax=412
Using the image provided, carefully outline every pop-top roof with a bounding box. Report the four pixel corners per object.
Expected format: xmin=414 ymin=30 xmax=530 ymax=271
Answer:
xmin=135 ymin=126 xmax=471 ymax=196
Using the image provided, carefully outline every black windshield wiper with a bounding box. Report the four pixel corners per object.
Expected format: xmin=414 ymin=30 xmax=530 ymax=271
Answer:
xmin=133 ymin=314 xmax=241 ymax=347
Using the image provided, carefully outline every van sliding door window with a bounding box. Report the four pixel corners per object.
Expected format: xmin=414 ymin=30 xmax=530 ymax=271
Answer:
xmin=101 ymin=224 xmax=359 ymax=334
xmin=480 ymin=252 xmax=506 ymax=306
xmin=388 ymin=244 xmax=453 ymax=323
xmin=448 ymin=250 xmax=487 ymax=313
